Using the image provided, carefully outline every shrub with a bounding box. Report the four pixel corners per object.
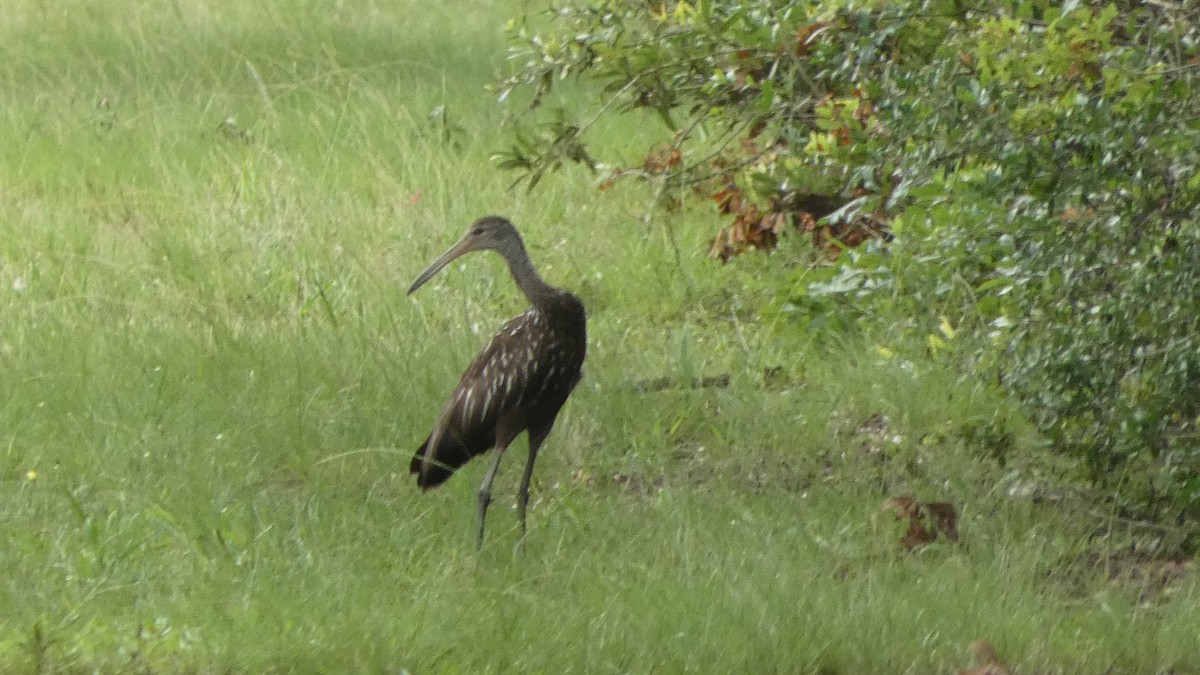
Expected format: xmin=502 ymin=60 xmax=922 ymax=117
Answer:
xmin=495 ymin=0 xmax=1200 ymax=541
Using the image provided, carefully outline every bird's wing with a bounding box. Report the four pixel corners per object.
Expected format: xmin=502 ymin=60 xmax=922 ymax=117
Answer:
xmin=413 ymin=304 xmax=585 ymax=487
xmin=411 ymin=313 xmax=549 ymax=487
xmin=440 ymin=310 xmax=558 ymax=434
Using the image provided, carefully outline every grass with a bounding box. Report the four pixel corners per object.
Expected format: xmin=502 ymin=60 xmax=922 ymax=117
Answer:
xmin=1 ymin=0 xmax=1197 ymax=672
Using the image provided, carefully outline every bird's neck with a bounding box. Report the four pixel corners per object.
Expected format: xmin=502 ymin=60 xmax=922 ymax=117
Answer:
xmin=504 ymin=248 xmax=562 ymax=311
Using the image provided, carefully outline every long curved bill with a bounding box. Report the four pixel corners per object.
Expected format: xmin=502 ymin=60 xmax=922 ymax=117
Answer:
xmin=408 ymin=237 xmax=475 ymax=295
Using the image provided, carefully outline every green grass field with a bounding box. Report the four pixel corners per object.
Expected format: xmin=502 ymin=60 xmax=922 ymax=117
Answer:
xmin=1 ymin=1 xmax=1197 ymax=672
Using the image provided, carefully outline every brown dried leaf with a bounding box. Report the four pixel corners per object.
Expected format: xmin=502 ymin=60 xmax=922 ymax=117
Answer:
xmin=793 ymin=21 xmax=832 ymax=57
xmin=958 ymin=640 xmax=1011 ymax=675
xmin=882 ymin=496 xmax=959 ymax=551
xmin=643 ymin=143 xmax=683 ymax=174
xmin=760 ymin=211 xmax=788 ymax=235
xmin=709 ymin=229 xmax=733 ymax=261
xmin=853 ymin=99 xmax=875 ymax=125
xmin=711 ymin=187 xmax=741 ymax=214
xmin=796 ymin=211 xmax=818 ymax=233
xmin=926 ymin=502 xmax=959 ymax=542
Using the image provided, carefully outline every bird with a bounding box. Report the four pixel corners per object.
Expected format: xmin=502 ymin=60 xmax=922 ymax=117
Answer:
xmin=407 ymin=215 xmax=587 ymax=548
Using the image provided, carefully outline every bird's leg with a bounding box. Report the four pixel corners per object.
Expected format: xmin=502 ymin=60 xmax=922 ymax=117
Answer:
xmin=476 ymin=445 xmax=507 ymax=549
xmin=517 ymin=429 xmax=548 ymax=543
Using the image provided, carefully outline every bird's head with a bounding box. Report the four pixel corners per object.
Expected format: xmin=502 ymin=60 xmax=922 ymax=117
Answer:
xmin=408 ymin=216 xmax=525 ymax=295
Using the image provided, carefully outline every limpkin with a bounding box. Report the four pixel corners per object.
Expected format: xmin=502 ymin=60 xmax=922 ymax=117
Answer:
xmin=407 ymin=215 xmax=587 ymax=547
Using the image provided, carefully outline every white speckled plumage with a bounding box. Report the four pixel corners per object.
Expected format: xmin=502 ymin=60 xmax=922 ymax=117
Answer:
xmin=407 ymin=216 xmax=587 ymax=547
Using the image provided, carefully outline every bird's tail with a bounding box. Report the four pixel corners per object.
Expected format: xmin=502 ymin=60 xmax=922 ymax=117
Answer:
xmin=410 ymin=431 xmax=476 ymax=489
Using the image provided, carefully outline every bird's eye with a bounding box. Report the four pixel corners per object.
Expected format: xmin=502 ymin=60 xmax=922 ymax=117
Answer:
xmin=471 ymin=228 xmax=484 ymax=236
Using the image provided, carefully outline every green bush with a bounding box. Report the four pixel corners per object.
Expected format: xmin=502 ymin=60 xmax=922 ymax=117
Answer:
xmin=870 ymin=2 xmax=1200 ymax=533
xmin=495 ymin=0 xmax=1200 ymax=540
